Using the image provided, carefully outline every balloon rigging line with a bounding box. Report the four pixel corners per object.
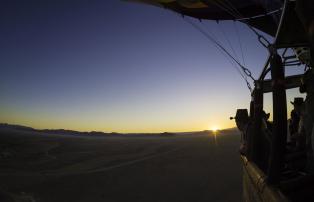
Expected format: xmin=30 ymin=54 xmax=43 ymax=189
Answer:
xmin=183 ymin=17 xmax=253 ymax=92
xmin=200 ymin=21 xmax=248 ymax=81
xmin=211 ymin=0 xmax=273 ymax=48
xmin=233 ymin=21 xmax=246 ymax=69
xmin=216 ymin=21 xmax=240 ymax=66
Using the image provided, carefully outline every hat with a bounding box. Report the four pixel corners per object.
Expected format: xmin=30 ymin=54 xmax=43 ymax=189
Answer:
xmin=290 ymin=97 xmax=304 ymax=105
xmin=262 ymin=110 xmax=270 ymax=120
xmin=235 ymin=109 xmax=249 ymax=120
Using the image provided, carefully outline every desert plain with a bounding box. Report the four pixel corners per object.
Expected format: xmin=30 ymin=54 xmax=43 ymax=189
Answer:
xmin=0 ymin=126 xmax=242 ymax=202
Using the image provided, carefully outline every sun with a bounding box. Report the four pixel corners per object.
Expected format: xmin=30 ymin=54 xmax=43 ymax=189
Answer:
xmin=210 ymin=126 xmax=219 ymax=132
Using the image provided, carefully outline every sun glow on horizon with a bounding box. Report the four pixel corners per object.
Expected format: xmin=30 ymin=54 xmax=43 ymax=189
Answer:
xmin=209 ymin=125 xmax=220 ymax=146
xmin=210 ymin=126 xmax=220 ymax=132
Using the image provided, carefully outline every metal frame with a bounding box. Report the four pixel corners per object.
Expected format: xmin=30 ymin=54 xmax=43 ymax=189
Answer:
xmin=250 ymin=0 xmax=310 ymax=185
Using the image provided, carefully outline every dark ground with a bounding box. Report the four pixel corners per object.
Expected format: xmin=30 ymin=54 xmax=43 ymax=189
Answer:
xmin=0 ymin=128 xmax=242 ymax=202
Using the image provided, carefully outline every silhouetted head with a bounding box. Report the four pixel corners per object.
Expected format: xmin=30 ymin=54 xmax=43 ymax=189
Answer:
xmin=234 ymin=109 xmax=249 ymax=131
xmin=291 ymin=97 xmax=304 ymax=106
xmin=261 ymin=110 xmax=270 ymax=121
xmin=291 ymin=97 xmax=304 ymax=114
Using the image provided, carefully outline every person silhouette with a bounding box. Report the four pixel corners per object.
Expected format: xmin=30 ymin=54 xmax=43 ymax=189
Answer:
xmin=289 ymin=97 xmax=305 ymax=150
xmin=299 ymin=69 xmax=314 ymax=172
xmin=233 ymin=109 xmax=250 ymax=155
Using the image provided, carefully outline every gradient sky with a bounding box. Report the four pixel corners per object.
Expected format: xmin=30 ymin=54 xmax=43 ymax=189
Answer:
xmin=0 ymin=0 xmax=305 ymax=133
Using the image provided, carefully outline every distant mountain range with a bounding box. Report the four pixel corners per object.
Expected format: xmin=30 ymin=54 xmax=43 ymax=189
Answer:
xmin=0 ymin=123 xmax=35 ymax=132
xmin=0 ymin=123 xmax=237 ymax=137
xmin=0 ymin=123 xmax=110 ymax=136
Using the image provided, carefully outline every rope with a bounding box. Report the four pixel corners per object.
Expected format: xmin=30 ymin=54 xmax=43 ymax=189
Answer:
xmin=200 ymin=21 xmax=248 ymax=82
xmin=210 ymin=0 xmax=272 ymax=48
xmin=236 ymin=9 xmax=282 ymax=21
xmin=164 ymin=2 xmax=258 ymax=92
xmin=234 ymin=21 xmax=246 ymax=68
xmin=216 ymin=21 xmax=240 ymax=65
xmin=183 ymin=17 xmax=253 ymax=92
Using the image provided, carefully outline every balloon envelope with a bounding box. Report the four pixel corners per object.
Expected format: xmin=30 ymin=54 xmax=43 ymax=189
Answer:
xmin=126 ymin=0 xmax=283 ymax=36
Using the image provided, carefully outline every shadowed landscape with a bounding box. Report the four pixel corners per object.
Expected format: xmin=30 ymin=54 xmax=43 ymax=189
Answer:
xmin=2 ymin=1 xmax=314 ymax=202
xmin=0 ymin=124 xmax=242 ymax=202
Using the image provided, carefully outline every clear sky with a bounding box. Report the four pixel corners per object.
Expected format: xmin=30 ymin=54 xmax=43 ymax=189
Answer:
xmin=0 ymin=0 xmax=304 ymax=133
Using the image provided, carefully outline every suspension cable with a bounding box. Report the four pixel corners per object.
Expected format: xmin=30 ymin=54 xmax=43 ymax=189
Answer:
xmin=183 ymin=17 xmax=253 ymax=92
xmin=216 ymin=21 xmax=240 ymax=64
xmin=200 ymin=21 xmax=248 ymax=82
xmin=184 ymin=18 xmax=255 ymax=80
xmin=203 ymin=20 xmax=244 ymax=77
xmin=233 ymin=21 xmax=246 ymax=68
xmin=210 ymin=0 xmax=272 ymax=48
xmin=179 ymin=0 xmax=281 ymax=90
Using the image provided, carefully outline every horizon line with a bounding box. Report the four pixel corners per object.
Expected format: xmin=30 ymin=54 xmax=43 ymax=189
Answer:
xmin=0 ymin=122 xmax=236 ymax=134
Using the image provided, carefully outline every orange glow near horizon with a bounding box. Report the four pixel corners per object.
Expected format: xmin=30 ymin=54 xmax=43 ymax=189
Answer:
xmin=210 ymin=126 xmax=220 ymax=132
xmin=2 ymin=2 xmax=308 ymax=136
xmin=0 ymin=109 xmax=235 ymax=133
xmin=0 ymin=105 xmax=237 ymax=133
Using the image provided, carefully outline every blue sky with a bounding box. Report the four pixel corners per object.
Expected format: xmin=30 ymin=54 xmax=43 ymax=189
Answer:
xmin=0 ymin=0 xmax=304 ymax=132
